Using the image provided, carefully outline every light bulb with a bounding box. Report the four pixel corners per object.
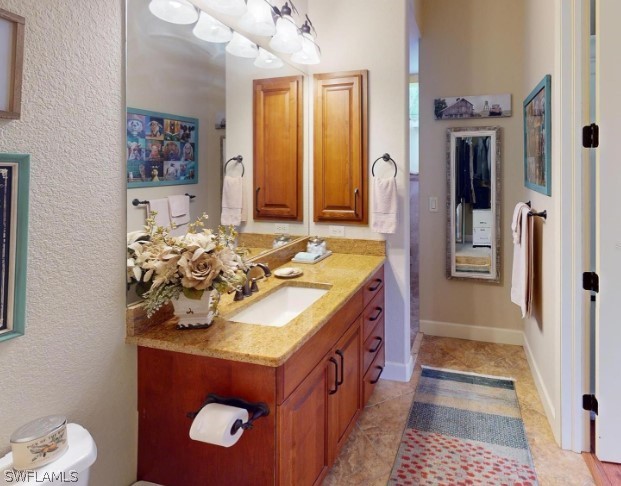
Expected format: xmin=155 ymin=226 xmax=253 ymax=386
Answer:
xmin=239 ymin=0 xmax=276 ymax=36
xmin=226 ymin=32 xmax=259 ymax=58
xmin=205 ymin=0 xmax=247 ymax=16
xmin=291 ymin=32 xmax=320 ymax=64
xmin=269 ymin=14 xmax=302 ymax=53
xmin=148 ymin=0 xmax=198 ymax=24
xmin=254 ymin=47 xmax=284 ymax=68
xmin=193 ymin=11 xmax=233 ymax=43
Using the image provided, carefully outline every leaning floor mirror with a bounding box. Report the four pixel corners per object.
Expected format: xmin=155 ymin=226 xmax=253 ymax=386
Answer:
xmin=446 ymin=126 xmax=501 ymax=282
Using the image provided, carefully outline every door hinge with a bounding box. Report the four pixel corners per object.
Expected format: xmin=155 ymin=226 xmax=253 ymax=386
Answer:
xmin=582 ymin=123 xmax=600 ymax=148
xmin=583 ymin=394 xmax=599 ymax=415
xmin=583 ymin=272 xmax=599 ymax=293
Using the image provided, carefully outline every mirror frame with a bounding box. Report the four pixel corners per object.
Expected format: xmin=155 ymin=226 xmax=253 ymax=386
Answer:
xmin=446 ymin=126 xmax=502 ymax=282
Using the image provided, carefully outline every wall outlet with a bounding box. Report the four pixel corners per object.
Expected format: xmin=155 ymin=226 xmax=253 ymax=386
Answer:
xmin=329 ymin=225 xmax=345 ymax=237
xmin=429 ymin=196 xmax=439 ymax=212
xmin=274 ymin=223 xmax=290 ymax=233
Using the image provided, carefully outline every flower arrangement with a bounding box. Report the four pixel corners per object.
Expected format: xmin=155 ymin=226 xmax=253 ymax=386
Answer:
xmin=127 ymin=213 xmax=247 ymax=317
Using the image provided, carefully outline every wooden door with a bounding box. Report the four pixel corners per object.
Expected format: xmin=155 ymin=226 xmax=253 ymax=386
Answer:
xmin=253 ymin=75 xmax=303 ymax=220
xmin=327 ymin=318 xmax=362 ymax=463
xmin=278 ymin=360 xmax=330 ymax=486
xmin=314 ymin=70 xmax=368 ymax=223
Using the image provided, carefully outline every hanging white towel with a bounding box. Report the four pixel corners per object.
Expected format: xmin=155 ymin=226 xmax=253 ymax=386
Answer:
xmin=147 ymin=198 xmax=171 ymax=229
xmin=511 ymin=202 xmax=534 ymax=318
xmin=168 ymin=195 xmax=190 ymax=226
xmin=372 ymin=177 xmax=398 ymax=234
xmin=221 ymin=175 xmax=244 ymax=226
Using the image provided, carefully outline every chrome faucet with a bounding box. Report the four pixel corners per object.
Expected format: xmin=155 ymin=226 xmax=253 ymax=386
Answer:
xmin=232 ymin=263 xmax=272 ymax=301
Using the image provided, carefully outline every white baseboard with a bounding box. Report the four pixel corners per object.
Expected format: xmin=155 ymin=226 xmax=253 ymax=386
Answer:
xmin=420 ymin=320 xmax=524 ymax=345
xmin=381 ymin=355 xmax=414 ymax=382
xmin=523 ymin=335 xmax=558 ymax=440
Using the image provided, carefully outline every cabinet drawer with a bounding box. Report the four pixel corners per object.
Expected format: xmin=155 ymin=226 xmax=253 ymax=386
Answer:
xmin=362 ymin=290 xmax=384 ymax=342
xmin=362 ymin=344 xmax=385 ymax=405
xmin=363 ymin=266 xmax=384 ymax=308
xmin=362 ymin=317 xmax=384 ymax=374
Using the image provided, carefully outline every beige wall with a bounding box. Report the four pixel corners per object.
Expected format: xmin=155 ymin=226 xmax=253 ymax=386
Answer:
xmin=307 ymin=0 xmax=412 ymax=378
xmin=522 ymin=0 xmax=561 ymax=442
xmin=126 ymin=0 xmax=225 ymax=232
xmin=0 ymin=0 xmax=136 ymax=485
xmin=419 ymin=0 xmax=526 ymax=338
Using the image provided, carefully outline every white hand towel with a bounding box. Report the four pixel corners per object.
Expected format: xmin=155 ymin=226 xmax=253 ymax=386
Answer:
xmin=372 ymin=178 xmax=398 ymax=234
xmin=221 ymin=175 xmax=244 ymax=226
xmin=511 ymin=202 xmax=533 ymax=318
xmin=168 ymin=195 xmax=190 ymax=226
xmin=147 ymin=198 xmax=171 ymax=229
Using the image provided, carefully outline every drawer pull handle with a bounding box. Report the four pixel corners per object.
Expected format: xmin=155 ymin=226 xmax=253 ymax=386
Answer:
xmin=368 ymin=278 xmax=382 ymax=291
xmin=369 ymin=337 xmax=383 ymax=353
xmin=354 ymin=187 xmax=359 ymax=216
xmin=255 ymin=187 xmax=261 ymax=212
xmin=335 ymin=350 xmax=344 ymax=386
xmin=368 ymin=307 xmax=383 ymax=322
xmin=328 ymin=357 xmax=339 ymax=395
xmin=370 ymin=366 xmax=384 ymax=385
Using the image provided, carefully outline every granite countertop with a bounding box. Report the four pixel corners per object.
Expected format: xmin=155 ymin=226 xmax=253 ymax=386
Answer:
xmin=126 ymin=252 xmax=385 ymax=367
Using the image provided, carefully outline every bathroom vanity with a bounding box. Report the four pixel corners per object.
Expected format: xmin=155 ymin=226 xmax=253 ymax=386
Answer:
xmin=128 ymin=251 xmax=385 ymax=486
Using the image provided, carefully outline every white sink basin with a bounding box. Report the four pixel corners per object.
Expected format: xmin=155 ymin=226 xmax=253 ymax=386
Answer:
xmin=228 ymin=285 xmax=329 ymax=327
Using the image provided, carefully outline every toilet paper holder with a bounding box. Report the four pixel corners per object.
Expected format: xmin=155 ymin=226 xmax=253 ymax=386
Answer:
xmin=187 ymin=393 xmax=270 ymax=434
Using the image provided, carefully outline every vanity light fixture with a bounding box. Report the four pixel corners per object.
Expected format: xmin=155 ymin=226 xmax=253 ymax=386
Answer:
xmin=193 ymin=11 xmax=233 ymax=43
xmin=290 ymin=19 xmax=320 ymax=65
xmin=238 ymin=0 xmax=276 ymax=36
xmin=226 ymin=32 xmax=259 ymax=58
xmin=269 ymin=2 xmax=302 ymax=54
xmin=148 ymin=0 xmax=198 ymax=24
xmin=205 ymin=0 xmax=248 ymax=17
xmin=254 ymin=47 xmax=284 ymax=69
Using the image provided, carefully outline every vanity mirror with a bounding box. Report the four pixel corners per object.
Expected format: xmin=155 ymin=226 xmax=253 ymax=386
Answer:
xmin=446 ymin=127 xmax=501 ymax=282
xmin=126 ymin=0 xmax=311 ymax=304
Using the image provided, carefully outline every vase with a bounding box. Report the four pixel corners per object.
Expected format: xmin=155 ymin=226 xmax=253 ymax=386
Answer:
xmin=172 ymin=290 xmax=220 ymax=329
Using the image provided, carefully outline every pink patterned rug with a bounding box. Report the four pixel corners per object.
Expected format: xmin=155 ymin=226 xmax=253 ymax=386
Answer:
xmin=389 ymin=367 xmax=539 ymax=485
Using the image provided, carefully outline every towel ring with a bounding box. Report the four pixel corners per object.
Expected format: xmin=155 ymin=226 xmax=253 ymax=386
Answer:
xmin=224 ymin=155 xmax=245 ymax=177
xmin=371 ymin=153 xmax=398 ymax=178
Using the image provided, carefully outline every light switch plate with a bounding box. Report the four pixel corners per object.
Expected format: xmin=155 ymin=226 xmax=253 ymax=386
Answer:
xmin=275 ymin=223 xmax=290 ymax=233
xmin=329 ymin=225 xmax=345 ymax=237
xmin=429 ymin=197 xmax=438 ymax=212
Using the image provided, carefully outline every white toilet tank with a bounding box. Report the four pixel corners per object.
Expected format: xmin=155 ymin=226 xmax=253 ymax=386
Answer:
xmin=0 ymin=423 xmax=97 ymax=485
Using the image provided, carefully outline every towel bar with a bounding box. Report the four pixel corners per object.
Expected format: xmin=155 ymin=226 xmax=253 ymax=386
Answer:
xmin=132 ymin=194 xmax=195 ymax=207
xmin=525 ymin=201 xmax=547 ymax=220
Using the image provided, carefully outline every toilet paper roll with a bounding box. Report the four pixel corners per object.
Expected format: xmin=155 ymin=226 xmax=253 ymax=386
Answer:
xmin=189 ymin=403 xmax=249 ymax=448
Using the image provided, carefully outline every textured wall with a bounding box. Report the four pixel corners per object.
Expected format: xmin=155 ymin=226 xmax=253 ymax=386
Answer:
xmin=0 ymin=1 xmax=136 ymax=485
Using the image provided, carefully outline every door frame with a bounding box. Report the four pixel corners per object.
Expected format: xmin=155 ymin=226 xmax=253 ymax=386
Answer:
xmin=559 ymin=0 xmax=591 ymax=453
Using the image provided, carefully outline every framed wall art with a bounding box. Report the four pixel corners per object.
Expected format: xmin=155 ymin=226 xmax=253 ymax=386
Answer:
xmin=0 ymin=154 xmax=29 ymax=342
xmin=523 ymin=75 xmax=552 ymax=196
xmin=127 ymin=108 xmax=199 ymax=188
xmin=0 ymin=8 xmax=25 ymax=120
xmin=434 ymin=94 xmax=512 ymax=120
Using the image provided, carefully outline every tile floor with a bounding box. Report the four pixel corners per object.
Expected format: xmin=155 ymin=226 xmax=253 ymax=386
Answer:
xmin=323 ymin=334 xmax=595 ymax=485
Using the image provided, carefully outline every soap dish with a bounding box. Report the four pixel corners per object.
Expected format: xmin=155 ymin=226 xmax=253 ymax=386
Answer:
xmin=274 ymin=267 xmax=303 ymax=279
xmin=291 ymin=251 xmax=333 ymax=265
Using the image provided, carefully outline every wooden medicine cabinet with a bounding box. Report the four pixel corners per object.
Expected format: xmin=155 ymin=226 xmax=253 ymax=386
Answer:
xmin=253 ymin=75 xmax=304 ymax=221
xmin=313 ymin=70 xmax=368 ymax=224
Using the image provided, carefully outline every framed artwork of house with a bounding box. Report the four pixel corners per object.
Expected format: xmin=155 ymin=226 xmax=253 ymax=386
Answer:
xmin=0 ymin=9 xmax=25 ymax=120
xmin=523 ymin=75 xmax=552 ymax=196
xmin=434 ymin=94 xmax=512 ymax=120
xmin=0 ymin=154 xmax=30 ymax=342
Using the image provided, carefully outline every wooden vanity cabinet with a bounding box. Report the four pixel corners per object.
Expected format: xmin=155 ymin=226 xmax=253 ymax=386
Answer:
xmin=137 ymin=265 xmax=384 ymax=486
xmin=313 ymin=70 xmax=368 ymax=224
xmin=253 ymin=75 xmax=303 ymax=221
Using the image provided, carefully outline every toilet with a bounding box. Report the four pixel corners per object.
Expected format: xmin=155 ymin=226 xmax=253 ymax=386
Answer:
xmin=0 ymin=423 xmax=97 ymax=485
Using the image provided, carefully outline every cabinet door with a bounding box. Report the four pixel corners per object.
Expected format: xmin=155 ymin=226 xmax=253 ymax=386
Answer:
xmin=253 ymin=76 xmax=303 ymax=220
xmin=327 ymin=317 xmax=362 ymax=463
xmin=314 ymin=70 xmax=368 ymax=223
xmin=278 ymin=361 xmax=329 ymax=486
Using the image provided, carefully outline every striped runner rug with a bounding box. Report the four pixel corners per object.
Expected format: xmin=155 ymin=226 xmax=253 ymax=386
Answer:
xmin=389 ymin=367 xmax=539 ymax=485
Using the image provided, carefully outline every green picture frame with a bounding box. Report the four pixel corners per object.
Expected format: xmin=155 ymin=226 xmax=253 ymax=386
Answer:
xmin=0 ymin=153 xmax=29 ymax=342
xmin=523 ymin=75 xmax=552 ymax=196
